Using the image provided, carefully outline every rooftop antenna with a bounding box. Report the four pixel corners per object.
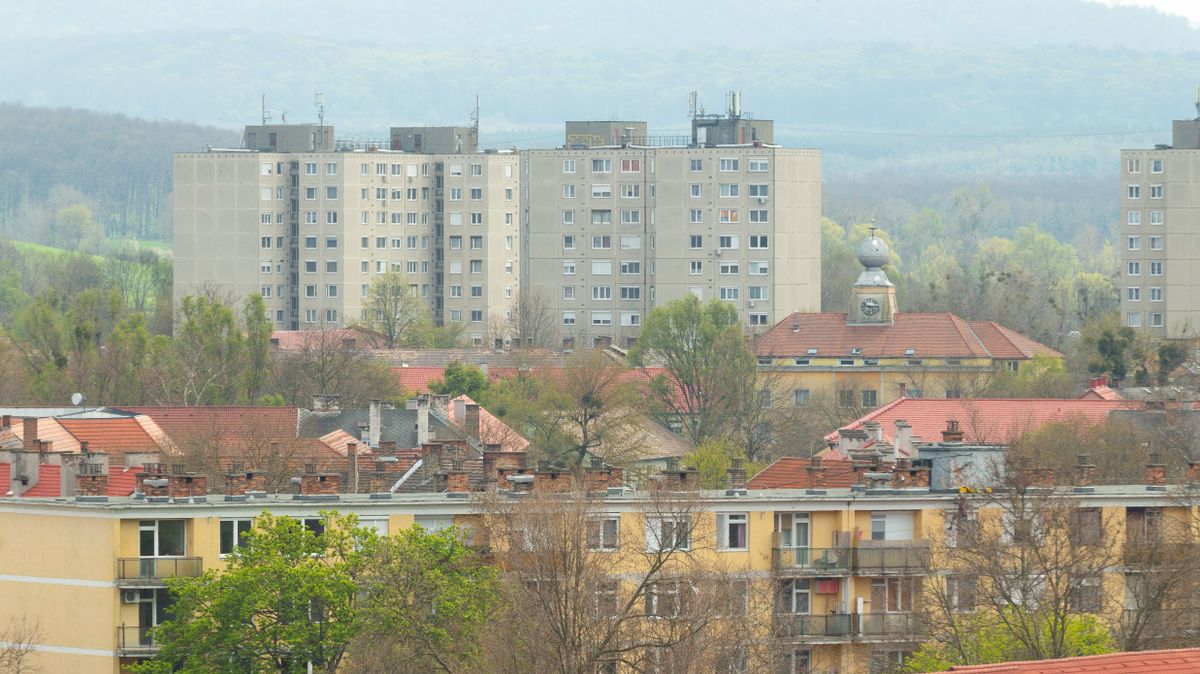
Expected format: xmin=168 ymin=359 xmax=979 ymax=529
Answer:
xmin=315 ymin=92 xmax=325 ymax=126
xmin=279 ymin=108 xmax=288 ymax=124
xmin=70 ymin=392 xmax=84 ymax=406
xmin=688 ymin=90 xmax=698 ymax=119
xmin=261 ymin=94 xmax=271 ymax=125
xmin=1195 ymin=85 xmax=1200 ymax=119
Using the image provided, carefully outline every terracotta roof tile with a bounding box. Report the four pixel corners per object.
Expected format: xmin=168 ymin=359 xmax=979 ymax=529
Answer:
xmin=1079 ymin=385 xmax=1124 ymax=401
xmin=825 ymin=398 xmax=1138 ymax=447
xmin=948 ymin=647 xmax=1200 ymax=672
xmin=9 ymin=418 xmax=80 ymax=452
xmin=391 ymin=367 xmax=450 ymax=394
xmin=107 ymin=464 xmax=142 ymax=497
xmin=448 ymin=395 xmax=530 ymax=453
xmin=56 ymin=418 xmax=161 ymax=453
xmin=117 ymin=407 xmax=300 ymax=444
xmin=756 ymin=311 xmax=1058 ymax=360
xmin=747 ymin=458 xmax=857 ymax=490
xmin=21 ymin=464 xmax=60 ymax=497
xmin=0 ymin=463 xmax=9 ymax=495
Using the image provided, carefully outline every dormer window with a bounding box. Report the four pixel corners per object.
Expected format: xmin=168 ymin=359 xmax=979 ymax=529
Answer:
xmin=807 ymin=347 xmax=818 ymax=355
xmin=850 ymin=347 xmax=862 ymax=356
xmin=904 ymin=348 xmax=916 ymax=356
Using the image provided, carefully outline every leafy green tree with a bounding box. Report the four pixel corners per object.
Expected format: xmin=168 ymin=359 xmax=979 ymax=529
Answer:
xmin=682 ymin=439 xmax=765 ymax=490
xmin=630 ymin=295 xmax=755 ymax=446
xmin=152 ymin=294 xmax=245 ymax=404
xmin=1156 ymin=341 xmax=1188 ymax=386
xmin=133 ymin=511 xmax=375 ymax=674
xmin=428 ymin=361 xmax=489 ymax=400
xmin=905 ymin=611 xmax=1113 ymax=672
xmin=241 ymin=294 xmax=273 ymax=403
xmin=358 ymin=271 xmax=430 ymax=349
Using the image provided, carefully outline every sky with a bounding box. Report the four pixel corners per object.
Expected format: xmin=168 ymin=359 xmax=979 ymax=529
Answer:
xmin=1095 ymin=0 xmax=1200 ymax=24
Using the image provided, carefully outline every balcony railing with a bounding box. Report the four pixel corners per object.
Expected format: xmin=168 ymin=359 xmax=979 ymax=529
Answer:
xmin=1123 ymin=541 xmax=1196 ymax=567
xmin=776 ymin=612 xmax=924 ymax=643
xmin=854 ymin=612 xmax=924 ymax=640
xmin=776 ymin=613 xmax=853 ymax=641
xmin=116 ymin=557 xmax=203 ymax=586
xmin=116 ymin=625 xmax=158 ymax=656
xmin=852 ymin=543 xmax=930 ymax=575
xmin=772 ymin=547 xmax=852 ymax=575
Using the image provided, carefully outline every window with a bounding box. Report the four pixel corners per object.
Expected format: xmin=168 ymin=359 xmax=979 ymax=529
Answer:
xmin=749 ymin=261 xmax=769 ymax=275
xmin=1127 ymin=261 xmax=1140 ymax=276
xmin=749 ymin=313 xmax=769 ymax=326
xmin=1127 ymin=158 xmax=1141 ymax=173
xmin=717 ymin=513 xmax=748 ymax=550
xmin=304 ymin=285 xmax=316 ymax=298
xmin=470 ymin=309 xmax=483 ymax=322
xmin=592 ymin=235 xmax=612 ymax=249
xmin=1150 ymin=236 xmax=1163 ymax=250
xmin=563 ymin=235 xmax=576 ymax=249
xmin=1128 ymin=236 xmax=1140 ymax=250
xmin=1150 ymin=261 xmax=1163 ymax=276
xmin=562 ymin=285 xmax=575 ymax=300
xmin=325 ymin=186 xmax=338 ymax=200
xmin=562 ymin=311 xmax=576 ymax=326
xmin=689 ymin=158 xmax=703 ymax=172
xmin=260 ymin=212 xmax=273 ymax=225
xmin=260 ymin=260 xmax=272 ymax=274
xmin=304 ymin=309 xmax=317 ymax=322
xmin=305 ymin=162 xmax=317 ymax=175
xmin=620 ymin=210 xmax=641 ymax=225
xmin=592 ymin=158 xmax=612 ymax=173
xmin=748 ymin=183 xmax=768 ymax=197
xmin=620 ymin=260 xmax=641 ymax=275
xmin=1128 ymin=211 xmax=1141 ymax=226
xmin=862 ymin=389 xmax=878 ymax=408
xmin=450 ymin=285 xmax=463 ymax=298
xmin=1071 ymin=508 xmax=1103 ymax=546
xmin=261 ymin=236 xmax=273 ymax=249
xmin=749 ymin=286 xmax=768 ymax=301
xmin=1128 ymin=287 xmax=1141 ymax=301
xmin=794 ymin=389 xmax=810 ymax=406
xmin=591 ymin=260 xmax=612 ymax=275
xmin=620 ymin=235 xmax=641 ymax=249
xmin=470 ymin=260 xmax=482 ymax=274
xmin=719 ymin=287 xmax=740 ymax=301
xmin=587 ymin=516 xmax=620 ymax=550
xmin=1151 ymin=158 xmax=1163 ymax=173
xmin=749 ymin=209 xmax=768 ymax=223
xmin=592 ymin=286 xmax=612 ymax=301
xmin=689 ymin=235 xmax=703 ymax=249
xmin=304 ymin=236 xmax=317 ymax=249
xmin=563 ymin=159 xmax=576 ymax=173
xmin=562 ymin=184 xmax=576 ymax=198
xmin=470 ymin=235 xmax=483 ymax=250
xmin=304 ymin=186 xmax=316 ymax=200
xmin=563 ymin=261 xmax=576 ymax=275
xmin=1069 ymin=575 xmax=1102 ymax=613
xmin=592 ymin=184 xmax=612 ymax=198
xmin=1127 ymin=312 xmax=1142 ymax=327
xmin=449 ymin=309 xmax=462 ymax=322
xmin=591 ymin=210 xmax=612 ymax=225
xmin=620 ymin=312 xmax=641 ymax=327
xmin=327 ymin=285 xmax=338 ymax=298
xmin=591 ymin=311 xmax=612 ymax=326
xmin=448 ymin=188 xmax=462 ymax=201
xmin=562 ymin=210 xmax=575 ymax=225
xmin=719 ymin=262 xmax=740 ymax=275
xmin=139 ymin=520 xmax=186 ymax=557
xmin=871 ymin=577 xmax=916 ymax=613
xmin=719 ymin=209 xmax=739 ymax=223
xmin=1128 ymin=184 xmax=1141 ymax=199
xmin=621 ymin=159 xmax=641 ymax=173
xmin=325 ymin=260 xmax=337 ymax=273
xmin=689 ymin=209 xmax=704 ymax=223
xmin=647 ymin=517 xmax=691 ymax=551
xmin=220 ymin=519 xmax=253 ymax=556
xmin=1150 ymin=184 xmax=1164 ymax=199
xmin=748 ymin=235 xmax=770 ymax=250
xmin=689 ymin=261 xmax=703 ymax=275
xmin=468 ymin=188 xmax=482 ymax=201
xmin=719 ymin=158 xmax=739 ymax=172
xmin=1150 ymin=287 xmax=1162 ymax=301
xmin=720 ymin=183 xmax=740 ymax=198
xmin=718 ymin=235 xmax=739 ymax=249
xmin=748 ymin=159 xmax=768 ymax=172
xmin=619 ymin=286 xmax=640 ymax=300
xmin=646 ymin=580 xmax=690 ymax=618
xmin=620 ymin=183 xmax=641 ymax=198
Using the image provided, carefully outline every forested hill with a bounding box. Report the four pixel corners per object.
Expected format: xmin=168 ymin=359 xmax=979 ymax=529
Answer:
xmin=0 ymin=105 xmax=238 ymax=242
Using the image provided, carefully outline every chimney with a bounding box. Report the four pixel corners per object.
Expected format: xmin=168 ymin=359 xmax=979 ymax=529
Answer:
xmin=1187 ymin=461 xmax=1200 ymax=484
xmin=22 ymin=417 xmax=37 ymax=451
xmin=726 ymin=457 xmax=747 ymax=490
xmin=168 ymin=473 xmax=208 ymax=498
xmin=863 ymin=421 xmax=884 ymax=445
xmin=1145 ymin=454 xmax=1167 ymax=486
xmin=368 ymin=400 xmax=381 ymax=448
xmin=892 ymin=420 xmax=912 ymax=459
xmin=533 ymin=467 xmax=573 ymax=493
xmin=416 ymin=396 xmax=430 ymax=445
xmin=463 ymin=403 xmax=481 ymax=441
xmin=300 ymin=473 xmax=342 ymax=495
xmin=806 ymin=456 xmax=826 ymax=488
xmin=312 ymin=394 xmax=341 ymax=413
xmin=941 ymin=419 xmax=964 ymax=443
xmin=1075 ymin=454 xmax=1096 ymax=487
xmin=76 ymin=470 xmax=108 ymax=496
xmin=1 ymin=414 xmax=10 ymax=429
xmin=446 ymin=462 xmax=470 ymax=493
xmin=1016 ymin=459 xmax=1055 ymax=488
xmin=347 ymin=441 xmax=360 ymax=493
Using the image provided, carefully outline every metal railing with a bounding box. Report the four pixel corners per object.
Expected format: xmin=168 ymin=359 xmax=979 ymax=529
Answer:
xmin=776 ymin=613 xmax=853 ymax=640
xmin=773 ymin=547 xmax=852 ymax=574
xmin=116 ymin=557 xmax=203 ymax=584
xmin=854 ymin=612 xmax=924 ymax=640
xmin=116 ymin=625 xmax=157 ymax=655
xmin=776 ymin=612 xmax=924 ymax=642
xmin=853 ymin=544 xmax=930 ymax=575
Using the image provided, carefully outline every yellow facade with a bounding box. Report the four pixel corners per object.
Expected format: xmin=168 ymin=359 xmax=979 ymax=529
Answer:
xmin=0 ymin=486 xmax=1187 ymax=674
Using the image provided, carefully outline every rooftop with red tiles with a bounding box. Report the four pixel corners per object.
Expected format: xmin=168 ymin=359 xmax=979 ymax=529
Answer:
xmin=747 ymin=458 xmax=858 ymax=490
xmin=117 ymin=407 xmax=300 ymax=443
xmin=56 ymin=418 xmax=161 ymax=453
xmin=947 ymin=647 xmax=1200 ymax=672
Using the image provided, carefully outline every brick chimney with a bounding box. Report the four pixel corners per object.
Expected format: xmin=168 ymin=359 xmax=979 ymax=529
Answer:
xmin=1075 ymin=454 xmax=1096 ymax=487
xmin=446 ymin=461 xmax=470 ymax=493
xmin=1187 ymin=461 xmax=1200 ymax=483
xmin=533 ymin=467 xmax=573 ymax=493
xmin=941 ymin=419 xmax=964 ymax=443
xmin=347 ymin=441 xmax=359 ymax=494
xmin=76 ymin=471 xmax=108 ymax=496
xmin=1016 ymin=459 xmax=1055 ymax=488
xmin=1 ymin=415 xmax=11 ymax=430
xmin=168 ymin=474 xmax=208 ymax=498
xmin=726 ymin=457 xmax=747 ymax=490
xmin=806 ymin=456 xmax=827 ymax=488
xmin=21 ymin=417 xmax=37 ymax=451
xmin=300 ymin=473 xmax=342 ymax=495
xmin=1145 ymin=454 xmax=1167 ymax=486
xmin=463 ymin=403 xmax=481 ymax=440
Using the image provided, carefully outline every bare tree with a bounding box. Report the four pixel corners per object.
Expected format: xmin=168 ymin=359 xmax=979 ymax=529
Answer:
xmin=508 ymin=289 xmax=556 ymax=349
xmin=0 ymin=617 xmax=42 ymax=674
xmin=271 ymin=328 xmax=401 ymax=407
xmin=475 ymin=486 xmax=764 ymax=674
xmin=358 ymin=271 xmax=430 ymax=349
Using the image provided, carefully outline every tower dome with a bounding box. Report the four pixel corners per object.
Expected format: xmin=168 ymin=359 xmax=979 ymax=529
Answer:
xmin=856 ymin=234 xmax=889 ymax=270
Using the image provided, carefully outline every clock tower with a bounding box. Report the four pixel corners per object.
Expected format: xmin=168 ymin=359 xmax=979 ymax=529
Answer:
xmin=849 ymin=228 xmax=897 ymax=325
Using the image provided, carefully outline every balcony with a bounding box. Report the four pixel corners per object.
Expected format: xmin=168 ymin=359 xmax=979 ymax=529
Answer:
xmin=772 ymin=547 xmax=852 ymax=575
xmin=853 ymin=612 xmax=924 ymax=642
xmin=116 ymin=557 xmax=203 ymax=587
xmin=1123 ymin=540 xmax=1196 ymax=568
xmin=852 ymin=543 xmax=930 ymax=575
xmin=775 ymin=613 xmax=853 ymax=643
xmin=116 ymin=625 xmax=158 ymax=657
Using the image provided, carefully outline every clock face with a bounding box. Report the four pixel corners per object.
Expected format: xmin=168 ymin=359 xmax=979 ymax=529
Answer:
xmin=861 ymin=298 xmax=880 ymax=317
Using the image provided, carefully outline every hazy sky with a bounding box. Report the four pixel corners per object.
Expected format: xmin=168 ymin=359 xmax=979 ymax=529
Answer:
xmin=1095 ymin=0 xmax=1200 ymax=23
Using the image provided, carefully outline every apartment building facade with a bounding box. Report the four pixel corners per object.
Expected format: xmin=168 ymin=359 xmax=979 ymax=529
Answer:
xmin=1120 ymin=115 xmax=1200 ymax=337
xmin=521 ymin=113 xmax=821 ymax=349
xmin=174 ymin=123 xmax=520 ymax=345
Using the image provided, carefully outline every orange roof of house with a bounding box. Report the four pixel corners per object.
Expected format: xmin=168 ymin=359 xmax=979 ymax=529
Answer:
xmin=948 ymin=647 xmax=1200 ymax=672
xmin=117 ymin=407 xmax=300 ymax=443
xmin=8 ymin=418 xmax=80 ymax=452
xmin=56 ymin=418 xmax=162 ymax=453
xmin=756 ymin=311 xmax=1061 ymax=360
xmin=391 ymin=367 xmax=450 ymax=394
xmin=270 ymin=328 xmax=380 ymax=350
xmin=449 ymin=395 xmax=530 ymax=453
xmin=0 ymin=464 xmax=9 ymax=495
xmin=747 ymin=458 xmax=858 ymax=490
xmin=1079 ymin=385 xmax=1124 ymax=401
xmin=107 ymin=464 xmax=143 ymax=497
xmin=825 ymin=397 xmax=1137 ymax=446
xmin=21 ymin=464 xmax=60 ymax=497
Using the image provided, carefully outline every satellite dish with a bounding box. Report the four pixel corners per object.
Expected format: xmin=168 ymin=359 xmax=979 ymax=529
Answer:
xmin=70 ymin=393 xmax=84 ymax=406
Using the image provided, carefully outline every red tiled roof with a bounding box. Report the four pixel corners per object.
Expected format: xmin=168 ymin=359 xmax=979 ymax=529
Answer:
xmin=118 ymin=407 xmax=300 ymax=443
xmin=449 ymin=395 xmax=530 ymax=453
xmin=270 ymin=328 xmax=380 ymax=350
xmin=1079 ymin=385 xmax=1124 ymax=401
xmin=747 ymin=458 xmax=857 ymax=490
xmin=947 ymin=647 xmax=1200 ymax=672
xmin=391 ymin=367 xmax=450 ymax=394
xmin=9 ymin=418 xmax=80 ymax=452
xmin=756 ymin=311 xmax=1060 ymax=360
xmin=0 ymin=463 xmax=9 ymax=495
xmin=56 ymin=418 xmax=161 ymax=453
xmin=107 ymin=464 xmax=142 ymax=497
xmin=825 ymin=398 xmax=1137 ymax=446
xmin=21 ymin=464 xmax=60 ymax=497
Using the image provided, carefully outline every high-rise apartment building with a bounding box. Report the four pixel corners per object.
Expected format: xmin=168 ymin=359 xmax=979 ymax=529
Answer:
xmin=1120 ymin=111 xmax=1200 ymax=337
xmin=174 ymin=123 xmax=519 ymax=345
xmin=521 ymin=102 xmax=820 ymax=349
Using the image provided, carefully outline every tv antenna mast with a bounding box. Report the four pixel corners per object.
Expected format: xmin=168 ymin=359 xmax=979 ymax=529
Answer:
xmin=261 ymin=94 xmax=271 ymax=125
xmin=315 ymin=92 xmax=325 ymax=126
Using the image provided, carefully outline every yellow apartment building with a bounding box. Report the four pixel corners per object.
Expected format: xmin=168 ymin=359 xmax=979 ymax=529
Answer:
xmin=0 ymin=462 xmax=1191 ymax=674
xmin=755 ymin=232 xmax=1061 ymax=408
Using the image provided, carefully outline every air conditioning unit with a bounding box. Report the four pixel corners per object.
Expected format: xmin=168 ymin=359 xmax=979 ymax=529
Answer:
xmin=122 ymin=589 xmax=145 ymax=604
xmin=748 ymin=300 xmax=756 ymax=308
xmin=757 ymin=196 xmax=767 ymax=204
